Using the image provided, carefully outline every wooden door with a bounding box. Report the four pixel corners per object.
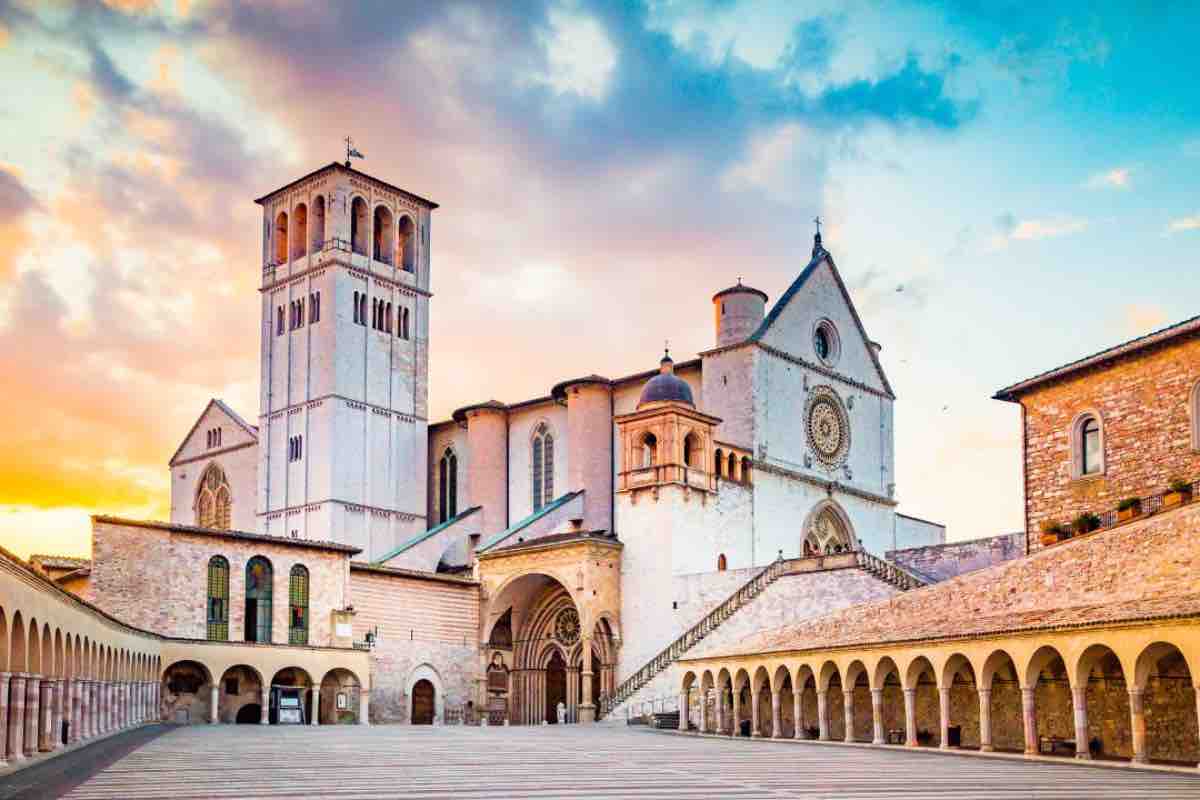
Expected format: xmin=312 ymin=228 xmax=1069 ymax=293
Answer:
xmin=412 ymin=679 xmax=435 ymax=725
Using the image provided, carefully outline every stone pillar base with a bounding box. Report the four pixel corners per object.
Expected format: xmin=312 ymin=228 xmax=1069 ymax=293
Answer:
xmin=980 ymin=744 xmax=994 ymax=753
xmin=1075 ymin=752 xmax=1092 ymax=760
xmin=577 ymin=704 xmax=595 ymax=724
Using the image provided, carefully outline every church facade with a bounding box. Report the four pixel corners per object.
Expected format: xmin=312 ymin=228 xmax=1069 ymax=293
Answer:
xmin=41 ymin=162 xmax=951 ymax=729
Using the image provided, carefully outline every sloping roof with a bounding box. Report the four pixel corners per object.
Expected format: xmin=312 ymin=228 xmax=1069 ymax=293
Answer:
xmin=371 ymin=506 xmax=482 ymax=565
xmin=168 ymin=398 xmax=259 ymax=466
xmin=254 ymin=161 xmax=439 ymax=209
xmin=994 ymin=313 xmax=1200 ymax=401
xmin=92 ymin=516 xmax=361 ymax=555
xmin=349 ymin=561 xmax=478 ymax=586
xmin=29 ymin=554 xmax=91 ymax=570
xmin=476 ymin=490 xmax=585 ymax=553
xmin=745 ymin=244 xmax=894 ymax=398
xmin=481 ymin=529 xmax=620 ymax=557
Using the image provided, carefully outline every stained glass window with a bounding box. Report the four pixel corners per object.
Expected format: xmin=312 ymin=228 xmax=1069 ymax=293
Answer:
xmin=206 ymin=556 xmax=229 ymax=641
xmin=245 ymin=556 xmax=273 ymax=643
xmin=289 ymin=565 xmax=309 ymax=645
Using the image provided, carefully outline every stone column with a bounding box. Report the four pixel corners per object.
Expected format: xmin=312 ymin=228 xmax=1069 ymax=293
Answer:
xmin=903 ymin=688 xmax=917 ymax=747
xmin=817 ymin=689 xmax=830 ymax=741
xmin=84 ymin=681 xmax=94 ymax=738
xmin=98 ymin=682 xmax=107 ymax=734
xmin=8 ymin=674 xmax=26 ymax=762
xmin=1071 ymin=686 xmax=1090 ymax=759
xmin=0 ymin=673 xmax=10 ymax=766
xmin=678 ymin=691 xmax=688 ymax=731
xmin=359 ymin=689 xmax=370 ymax=725
xmin=714 ymin=688 xmax=725 ymax=734
xmin=307 ymin=687 xmax=316 ymax=726
xmin=76 ymin=681 xmax=86 ymax=741
xmin=771 ymin=692 xmax=782 ymax=739
xmin=66 ymin=680 xmax=78 ymax=744
xmin=843 ymin=690 xmax=855 ymax=743
xmin=209 ymin=684 xmax=219 ymax=724
xmin=978 ymin=688 xmax=993 ymax=752
xmin=938 ymin=687 xmax=951 ymax=749
xmin=731 ymin=688 xmax=741 ymax=737
xmin=793 ymin=687 xmax=803 ymax=740
xmin=38 ymin=680 xmax=53 ymax=751
xmin=51 ymin=680 xmax=63 ymax=749
xmin=699 ymin=690 xmax=708 ymax=734
xmin=1020 ymin=687 xmax=1038 ymax=755
xmin=579 ymin=639 xmax=595 ymax=724
xmin=750 ymin=691 xmax=760 ymax=737
xmin=1129 ymin=688 xmax=1147 ymax=763
xmin=871 ymin=688 xmax=884 ymax=745
xmin=24 ymin=675 xmax=40 ymax=756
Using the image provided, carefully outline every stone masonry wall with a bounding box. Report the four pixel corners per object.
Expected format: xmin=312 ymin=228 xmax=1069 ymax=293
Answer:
xmin=1017 ymin=334 xmax=1200 ymax=550
xmin=349 ymin=566 xmax=480 ymax=724
xmin=90 ymin=519 xmax=349 ymax=645
xmin=886 ymin=532 xmax=1025 ymax=583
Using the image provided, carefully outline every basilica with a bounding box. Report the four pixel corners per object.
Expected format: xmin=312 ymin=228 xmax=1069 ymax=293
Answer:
xmin=6 ymin=161 xmax=1199 ymax=772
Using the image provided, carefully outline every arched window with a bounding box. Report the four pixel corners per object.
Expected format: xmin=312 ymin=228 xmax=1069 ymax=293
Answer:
xmin=398 ymin=216 xmax=416 ymax=272
xmin=244 ymin=556 xmax=273 ymax=643
xmin=683 ymin=433 xmax=699 ymax=468
xmin=439 ymin=449 xmax=458 ymax=523
xmin=740 ymin=456 xmax=752 ymax=484
xmin=727 ymin=452 xmax=737 ymax=480
xmin=310 ymin=195 xmax=326 ymax=251
xmin=206 ymin=556 xmax=229 ymax=641
xmin=374 ymin=205 xmax=394 ymax=264
xmin=641 ymin=432 xmax=658 ymax=468
xmin=353 ymin=292 xmax=360 ymax=325
xmin=532 ymin=423 xmax=555 ymax=511
xmin=717 ymin=553 xmax=727 ymax=572
xmin=196 ymin=463 xmax=232 ymax=530
xmin=350 ymin=197 xmax=368 ymax=255
xmin=385 ymin=302 xmax=393 ymax=333
xmin=288 ymin=565 xmax=309 ymax=645
xmin=274 ymin=211 xmax=288 ymax=264
xmin=359 ymin=293 xmax=367 ymax=326
xmin=714 ymin=448 xmax=724 ymax=477
xmin=1071 ymin=412 xmax=1104 ymax=478
xmin=804 ymin=505 xmax=852 ymax=555
xmin=1191 ymin=380 xmax=1200 ymax=451
xmin=400 ymin=307 xmax=410 ymax=340
xmin=292 ymin=203 xmax=307 ymax=258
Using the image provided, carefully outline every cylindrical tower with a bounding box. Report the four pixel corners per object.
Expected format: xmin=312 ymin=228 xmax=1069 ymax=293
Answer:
xmin=455 ymin=401 xmax=508 ymax=536
xmin=712 ymin=281 xmax=768 ymax=347
xmin=552 ymin=376 xmax=614 ymax=533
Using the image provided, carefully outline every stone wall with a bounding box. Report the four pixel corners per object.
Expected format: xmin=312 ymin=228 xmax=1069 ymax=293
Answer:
xmin=1014 ymin=333 xmax=1200 ymax=550
xmin=348 ymin=565 xmax=479 ymax=724
xmin=90 ymin=518 xmax=350 ymax=645
xmin=887 ymin=532 xmax=1025 ymax=583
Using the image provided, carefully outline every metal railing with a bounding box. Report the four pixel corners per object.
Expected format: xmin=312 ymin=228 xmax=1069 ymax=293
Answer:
xmin=599 ymin=555 xmax=788 ymax=719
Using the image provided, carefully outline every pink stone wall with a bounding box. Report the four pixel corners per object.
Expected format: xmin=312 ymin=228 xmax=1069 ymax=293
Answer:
xmin=466 ymin=408 xmax=508 ymax=537
xmin=566 ymin=382 xmax=613 ymax=532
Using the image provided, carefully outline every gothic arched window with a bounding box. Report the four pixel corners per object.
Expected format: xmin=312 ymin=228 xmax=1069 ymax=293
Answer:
xmin=439 ymin=448 xmax=458 ymax=523
xmin=804 ymin=506 xmax=852 ymax=556
xmin=206 ymin=556 xmax=229 ymax=641
xmin=532 ymin=423 xmax=555 ymax=511
xmin=244 ymin=556 xmax=273 ymax=643
xmin=196 ymin=463 xmax=232 ymax=530
xmin=288 ymin=565 xmax=309 ymax=645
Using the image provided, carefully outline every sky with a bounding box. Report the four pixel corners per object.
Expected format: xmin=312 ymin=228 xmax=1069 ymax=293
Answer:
xmin=0 ymin=0 xmax=1198 ymax=560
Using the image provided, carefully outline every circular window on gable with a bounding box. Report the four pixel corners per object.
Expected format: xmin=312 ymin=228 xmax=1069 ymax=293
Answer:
xmin=813 ymin=319 xmax=840 ymax=366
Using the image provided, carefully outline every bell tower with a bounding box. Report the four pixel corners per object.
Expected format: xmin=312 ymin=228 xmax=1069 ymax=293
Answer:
xmin=254 ymin=161 xmax=438 ymax=558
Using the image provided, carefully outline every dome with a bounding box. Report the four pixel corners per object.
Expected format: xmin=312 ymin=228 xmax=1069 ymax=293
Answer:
xmin=638 ymin=353 xmax=694 ymax=407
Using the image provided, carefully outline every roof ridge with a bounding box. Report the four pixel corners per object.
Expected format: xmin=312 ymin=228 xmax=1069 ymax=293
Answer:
xmin=372 ymin=506 xmax=482 ymax=565
xmin=476 ymin=490 xmax=584 ymax=552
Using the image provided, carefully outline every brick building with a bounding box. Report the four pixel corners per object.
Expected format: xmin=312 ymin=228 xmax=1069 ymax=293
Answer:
xmin=994 ymin=315 xmax=1200 ymax=551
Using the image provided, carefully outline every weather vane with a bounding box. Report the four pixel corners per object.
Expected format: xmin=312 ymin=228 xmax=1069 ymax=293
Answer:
xmin=344 ymin=136 xmax=365 ymax=167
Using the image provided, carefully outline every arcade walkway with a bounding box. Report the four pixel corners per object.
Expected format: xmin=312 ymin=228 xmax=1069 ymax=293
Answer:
xmin=51 ymin=724 xmax=1200 ymax=799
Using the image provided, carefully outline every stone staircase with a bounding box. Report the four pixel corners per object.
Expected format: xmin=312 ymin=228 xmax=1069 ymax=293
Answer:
xmin=598 ymin=550 xmax=927 ymax=721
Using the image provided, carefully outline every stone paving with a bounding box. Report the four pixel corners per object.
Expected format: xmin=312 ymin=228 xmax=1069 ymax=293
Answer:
xmin=33 ymin=724 xmax=1200 ymax=799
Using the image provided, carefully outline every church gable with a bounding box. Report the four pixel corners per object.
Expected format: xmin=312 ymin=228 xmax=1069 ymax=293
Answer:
xmin=169 ymin=399 xmax=258 ymax=467
xmin=751 ymin=251 xmax=892 ymax=398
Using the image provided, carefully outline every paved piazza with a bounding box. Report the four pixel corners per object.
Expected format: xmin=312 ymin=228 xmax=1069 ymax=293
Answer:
xmin=41 ymin=725 xmax=1200 ymax=800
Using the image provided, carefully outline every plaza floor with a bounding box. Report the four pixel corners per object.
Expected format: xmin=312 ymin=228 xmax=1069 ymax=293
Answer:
xmin=15 ymin=723 xmax=1200 ymax=799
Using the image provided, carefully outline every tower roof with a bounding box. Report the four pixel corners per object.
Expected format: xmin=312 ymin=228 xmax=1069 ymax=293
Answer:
xmin=638 ymin=352 xmax=694 ymax=407
xmin=254 ymin=162 xmax=439 ymax=209
xmin=712 ymin=279 xmax=768 ymax=304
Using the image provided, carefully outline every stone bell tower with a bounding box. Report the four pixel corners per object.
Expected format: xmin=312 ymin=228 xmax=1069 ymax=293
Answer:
xmin=254 ymin=161 xmax=438 ymax=558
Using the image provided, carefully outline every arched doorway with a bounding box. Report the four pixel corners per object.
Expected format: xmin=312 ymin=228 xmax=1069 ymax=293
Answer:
xmin=219 ymin=664 xmax=264 ymax=725
xmin=269 ymin=667 xmax=313 ymax=725
xmin=235 ymin=704 xmax=261 ymax=724
xmin=545 ymin=650 xmax=567 ymax=723
xmin=161 ymin=660 xmax=212 ymax=724
xmin=319 ymin=668 xmax=362 ymax=725
xmin=412 ymin=679 xmax=436 ymax=725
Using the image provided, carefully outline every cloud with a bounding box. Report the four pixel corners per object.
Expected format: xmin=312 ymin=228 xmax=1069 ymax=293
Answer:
xmin=1167 ymin=214 xmax=1200 ymax=234
xmin=1085 ymin=167 xmax=1131 ymax=189
xmin=532 ymin=7 xmax=618 ymax=102
xmin=1121 ymin=303 xmax=1168 ymax=337
xmin=987 ymin=213 xmax=1087 ymax=249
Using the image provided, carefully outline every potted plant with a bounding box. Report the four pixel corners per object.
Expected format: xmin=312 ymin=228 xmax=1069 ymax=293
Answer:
xmin=1117 ymin=497 xmax=1142 ymax=522
xmin=1073 ymin=512 xmax=1101 ymax=535
xmin=1039 ymin=519 xmax=1068 ymax=547
xmin=1164 ymin=478 xmax=1193 ymax=508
